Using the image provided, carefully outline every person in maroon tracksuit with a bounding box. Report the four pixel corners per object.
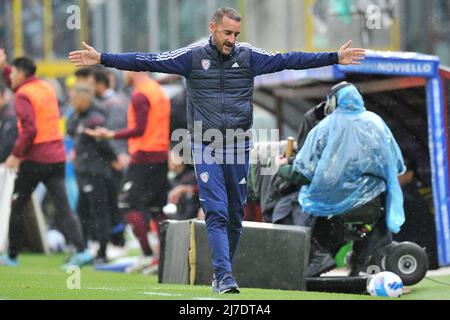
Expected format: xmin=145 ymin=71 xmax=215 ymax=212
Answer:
xmin=85 ymin=71 xmax=171 ymax=274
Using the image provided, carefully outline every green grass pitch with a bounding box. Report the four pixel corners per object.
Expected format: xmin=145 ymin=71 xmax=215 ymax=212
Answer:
xmin=0 ymin=254 xmax=449 ymax=300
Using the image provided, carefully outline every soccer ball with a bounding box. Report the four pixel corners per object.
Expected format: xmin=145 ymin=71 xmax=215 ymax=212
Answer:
xmin=367 ymin=271 xmax=404 ymax=298
xmin=46 ymin=229 xmax=67 ymax=253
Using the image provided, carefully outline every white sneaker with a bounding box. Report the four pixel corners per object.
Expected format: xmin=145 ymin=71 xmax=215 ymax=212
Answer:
xmin=125 ymin=256 xmax=154 ymax=274
xmin=107 ymin=245 xmax=129 ymax=260
xmin=142 ymin=258 xmax=160 ymax=276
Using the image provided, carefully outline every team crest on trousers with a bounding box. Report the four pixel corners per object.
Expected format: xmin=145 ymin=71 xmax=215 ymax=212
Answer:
xmin=200 ymin=172 xmax=209 ymax=183
xmin=201 ymin=59 xmax=211 ymax=70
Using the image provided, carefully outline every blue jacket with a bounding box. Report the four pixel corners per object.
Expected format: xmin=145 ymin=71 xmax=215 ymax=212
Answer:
xmin=101 ymin=38 xmax=338 ymax=142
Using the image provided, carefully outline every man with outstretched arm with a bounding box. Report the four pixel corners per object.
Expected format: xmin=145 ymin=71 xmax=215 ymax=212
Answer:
xmin=69 ymin=7 xmax=365 ymax=294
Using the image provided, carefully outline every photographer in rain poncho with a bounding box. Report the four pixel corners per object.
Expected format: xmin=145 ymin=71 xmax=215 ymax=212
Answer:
xmin=278 ymin=82 xmax=406 ymax=276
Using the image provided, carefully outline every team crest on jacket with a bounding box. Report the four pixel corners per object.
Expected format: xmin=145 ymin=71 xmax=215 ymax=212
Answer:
xmin=201 ymin=59 xmax=211 ymax=70
xmin=200 ymin=172 xmax=209 ymax=183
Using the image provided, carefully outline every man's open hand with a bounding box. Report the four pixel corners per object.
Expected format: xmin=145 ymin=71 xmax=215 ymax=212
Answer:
xmin=68 ymin=41 xmax=101 ymax=67
xmin=338 ymin=40 xmax=366 ymax=65
xmin=84 ymin=127 xmax=115 ymax=140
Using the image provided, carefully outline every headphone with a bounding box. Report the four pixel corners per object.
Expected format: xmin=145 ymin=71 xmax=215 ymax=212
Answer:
xmin=324 ymin=81 xmax=354 ymax=116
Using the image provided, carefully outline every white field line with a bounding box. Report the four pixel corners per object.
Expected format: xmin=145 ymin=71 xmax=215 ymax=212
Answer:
xmin=85 ymin=287 xmax=129 ymax=292
xmin=142 ymin=291 xmax=183 ymax=297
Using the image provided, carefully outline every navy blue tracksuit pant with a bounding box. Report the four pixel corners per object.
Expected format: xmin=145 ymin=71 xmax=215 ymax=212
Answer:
xmin=193 ymin=144 xmax=250 ymax=281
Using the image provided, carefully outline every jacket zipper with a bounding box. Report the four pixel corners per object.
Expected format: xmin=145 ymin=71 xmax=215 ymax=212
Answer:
xmin=220 ymin=54 xmax=226 ymax=132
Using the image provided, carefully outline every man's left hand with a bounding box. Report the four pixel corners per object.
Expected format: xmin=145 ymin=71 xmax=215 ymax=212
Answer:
xmin=4 ymin=155 xmax=20 ymax=171
xmin=338 ymin=40 xmax=366 ymax=65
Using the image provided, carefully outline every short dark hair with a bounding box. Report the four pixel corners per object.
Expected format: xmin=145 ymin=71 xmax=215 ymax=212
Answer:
xmin=211 ymin=7 xmax=242 ymax=25
xmin=74 ymin=67 xmax=94 ymax=79
xmin=12 ymin=57 xmax=36 ymax=78
xmin=94 ymin=69 xmax=110 ymax=87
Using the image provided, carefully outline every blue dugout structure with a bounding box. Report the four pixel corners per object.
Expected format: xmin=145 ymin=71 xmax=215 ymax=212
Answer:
xmin=255 ymin=51 xmax=450 ymax=267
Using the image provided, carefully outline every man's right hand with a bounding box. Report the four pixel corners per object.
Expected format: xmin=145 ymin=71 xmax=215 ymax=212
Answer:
xmin=117 ymin=153 xmax=131 ymax=168
xmin=68 ymin=41 xmax=101 ymax=67
xmin=168 ymin=185 xmax=193 ymax=205
xmin=4 ymin=155 xmax=20 ymax=172
xmin=84 ymin=127 xmax=115 ymax=140
xmin=0 ymin=48 xmax=7 ymax=70
xmin=275 ymin=155 xmax=289 ymax=168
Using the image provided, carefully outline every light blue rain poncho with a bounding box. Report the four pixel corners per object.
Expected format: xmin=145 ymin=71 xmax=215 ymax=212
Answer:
xmin=293 ymin=85 xmax=406 ymax=233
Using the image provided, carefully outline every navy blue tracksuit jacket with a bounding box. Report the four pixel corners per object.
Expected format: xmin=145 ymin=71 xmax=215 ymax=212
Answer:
xmin=101 ymin=37 xmax=338 ymax=282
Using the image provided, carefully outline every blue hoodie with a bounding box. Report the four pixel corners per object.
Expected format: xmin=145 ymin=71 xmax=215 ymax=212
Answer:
xmin=293 ymin=85 xmax=406 ymax=233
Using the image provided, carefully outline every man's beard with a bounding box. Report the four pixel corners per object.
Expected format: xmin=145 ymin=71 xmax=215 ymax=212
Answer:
xmin=222 ymin=42 xmax=234 ymax=55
